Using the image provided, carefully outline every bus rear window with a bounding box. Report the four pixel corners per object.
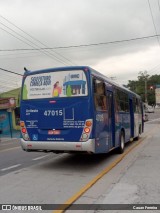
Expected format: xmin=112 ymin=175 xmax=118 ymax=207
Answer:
xmin=22 ymin=70 xmax=88 ymax=100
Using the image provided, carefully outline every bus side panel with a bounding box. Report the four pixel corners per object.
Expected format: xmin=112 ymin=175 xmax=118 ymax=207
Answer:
xmin=134 ymin=100 xmax=143 ymax=138
xmin=129 ymin=98 xmax=134 ymax=138
xmin=115 ymin=112 xmax=130 ymax=146
xmin=94 ymin=112 xmax=110 ymax=153
xmin=114 ymin=112 xmax=120 ymax=148
xmin=94 ymin=90 xmax=114 ymax=154
xmin=122 ymin=113 xmax=131 ymax=142
xmin=134 ymin=113 xmax=140 ymax=137
xmin=94 ymin=113 xmax=130 ymax=153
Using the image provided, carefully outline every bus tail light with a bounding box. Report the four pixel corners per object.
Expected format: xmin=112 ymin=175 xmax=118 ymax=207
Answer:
xmin=85 ymin=120 xmax=92 ymax=127
xmin=80 ymin=119 xmax=93 ymax=142
xmin=20 ymin=121 xmax=30 ymax=141
xmin=84 ymin=127 xmax=90 ymax=133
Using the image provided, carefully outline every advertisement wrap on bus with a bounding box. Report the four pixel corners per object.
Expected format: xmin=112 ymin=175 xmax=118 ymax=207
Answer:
xmin=20 ymin=66 xmax=143 ymax=154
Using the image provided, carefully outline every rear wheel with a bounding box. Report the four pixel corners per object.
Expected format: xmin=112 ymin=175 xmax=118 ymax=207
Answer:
xmin=117 ymin=131 xmax=125 ymax=154
xmin=134 ymin=135 xmax=139 ymax=141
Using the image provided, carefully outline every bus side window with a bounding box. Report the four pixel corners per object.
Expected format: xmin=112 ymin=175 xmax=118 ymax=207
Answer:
xmin=116 ymin=89 xmax=129 ymax=112
xmin=93 ymin=78 xmax=107 ymax=111
xmin=94 ymin=95 xmax=107 ymax=111
xmin=133 ymin=98 xmax=139 ymax=113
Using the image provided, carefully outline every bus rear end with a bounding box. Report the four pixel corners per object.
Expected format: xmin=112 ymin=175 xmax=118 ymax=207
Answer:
xmin=20 ymin=67 xmax=95 ymax=153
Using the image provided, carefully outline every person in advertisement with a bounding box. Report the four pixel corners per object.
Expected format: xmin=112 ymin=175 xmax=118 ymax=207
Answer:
xmin=52 ymin=81 xmax=62 ymax=97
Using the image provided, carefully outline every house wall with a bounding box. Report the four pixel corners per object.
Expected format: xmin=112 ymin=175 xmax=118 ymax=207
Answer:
xmin=0 ymin=88 xmax=21 ymax=131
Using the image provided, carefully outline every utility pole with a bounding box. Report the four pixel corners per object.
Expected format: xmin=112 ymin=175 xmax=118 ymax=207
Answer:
xmin=145 ymin=77 xmax=148 ymax=104
xmin=138 ymin=70 xmax=149 ymax=104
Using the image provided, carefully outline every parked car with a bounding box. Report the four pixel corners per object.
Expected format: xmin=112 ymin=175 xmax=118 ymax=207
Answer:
xmin=155 ymin=105 xmax=160 ymax=109
xmin=145 ymin=105 xmax=154 ymax=113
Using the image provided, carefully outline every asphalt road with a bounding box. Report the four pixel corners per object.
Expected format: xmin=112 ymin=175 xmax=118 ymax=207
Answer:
xmin=0 ymin=109 xmax=159 ymax=177
xmin=0 ymin=109 xmax=160 ymax=212
xmin=0 ymin=139 xmax=59 ymax=176
xmin=145 ymin=108 xmax=160 ymax=121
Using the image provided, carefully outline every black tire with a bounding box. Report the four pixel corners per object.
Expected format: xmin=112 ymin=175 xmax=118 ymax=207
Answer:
xmin=134 ymin=135 xmax=139 ymax=141
xmin=117 ymin=131 xmax=125 ymax=154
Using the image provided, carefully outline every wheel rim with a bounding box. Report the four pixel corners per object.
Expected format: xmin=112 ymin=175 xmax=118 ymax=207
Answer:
xmin=121 ymin=135 xmax=124 ymax=150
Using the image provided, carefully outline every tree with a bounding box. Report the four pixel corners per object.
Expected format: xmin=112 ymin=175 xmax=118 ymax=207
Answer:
xmin=138 ymin=71 xmax=149 ymax=104
xmin=126 ymin=71 xmax=160 ymax=105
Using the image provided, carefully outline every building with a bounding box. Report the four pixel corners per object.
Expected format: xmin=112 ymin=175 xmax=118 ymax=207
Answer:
xmin=155 ymin=85 xmax=160 ymax=107
xmin=0 ymin=88 xmax=21 ymax=137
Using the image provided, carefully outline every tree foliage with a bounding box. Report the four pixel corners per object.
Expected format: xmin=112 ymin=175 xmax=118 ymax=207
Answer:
xmin=126 ymin=71 xmax=160 ymax=105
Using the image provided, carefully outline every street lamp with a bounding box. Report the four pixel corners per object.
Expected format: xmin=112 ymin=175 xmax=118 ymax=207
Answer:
xmin=142 ymin=70 xmax=149 ymax=104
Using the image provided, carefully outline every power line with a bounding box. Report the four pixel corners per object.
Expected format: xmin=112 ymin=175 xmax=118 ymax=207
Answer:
xmin=157 ymin=0 xmax=160 ymax=35
xmin=0 ymin=53 xmax=42 ymax=60
xmin=0 ymin=67 xmax=23 ymax=76
xmin=1 ymin=71 xmax=21 ymax=78
xmin=157 ymin=0 xmax=160 ymax=14
xmin=147 ymin=0 xmax=160 ymax=46
xmin=0 ymin=17 xmax=71 ymax=65
xmin=0 ymin=34 xmax=160 ymax=52
xmin=0 ymin=26 xmax=68 ymax=65
xmin=0 ymin=14 xmax=76 ymax=66
xmin=148 ymin=65 xmax=160 ymax=75
xmin=0 ymin=51 xmax=38 ymax=57
xmin=0 ymin=49 xmax=44 ymax=60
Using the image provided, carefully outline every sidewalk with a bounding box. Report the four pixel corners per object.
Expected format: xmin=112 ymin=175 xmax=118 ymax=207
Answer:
xmin=73 ymin=123 xmax=160 ymax=212
xmin=0 ymin=137 xmax=20 ymax=143
xmin=0 ymin=130 xmax=20 ymax=142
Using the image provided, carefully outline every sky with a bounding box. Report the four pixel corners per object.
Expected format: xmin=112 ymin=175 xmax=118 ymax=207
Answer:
xmin=0 ymin=0 xmax=160 ymax=93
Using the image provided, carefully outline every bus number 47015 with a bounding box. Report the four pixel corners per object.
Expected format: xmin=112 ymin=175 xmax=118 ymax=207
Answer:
xmin=44 ymin=110 xmax=63 ymax=116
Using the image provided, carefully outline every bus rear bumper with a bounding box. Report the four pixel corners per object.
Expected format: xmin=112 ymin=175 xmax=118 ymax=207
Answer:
xmin=20 ymin=139 xmax=95 ymax=153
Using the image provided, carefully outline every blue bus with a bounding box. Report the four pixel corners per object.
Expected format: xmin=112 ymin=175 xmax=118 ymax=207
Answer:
xmin=20 ymin=66 xmax=143 ymax=154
